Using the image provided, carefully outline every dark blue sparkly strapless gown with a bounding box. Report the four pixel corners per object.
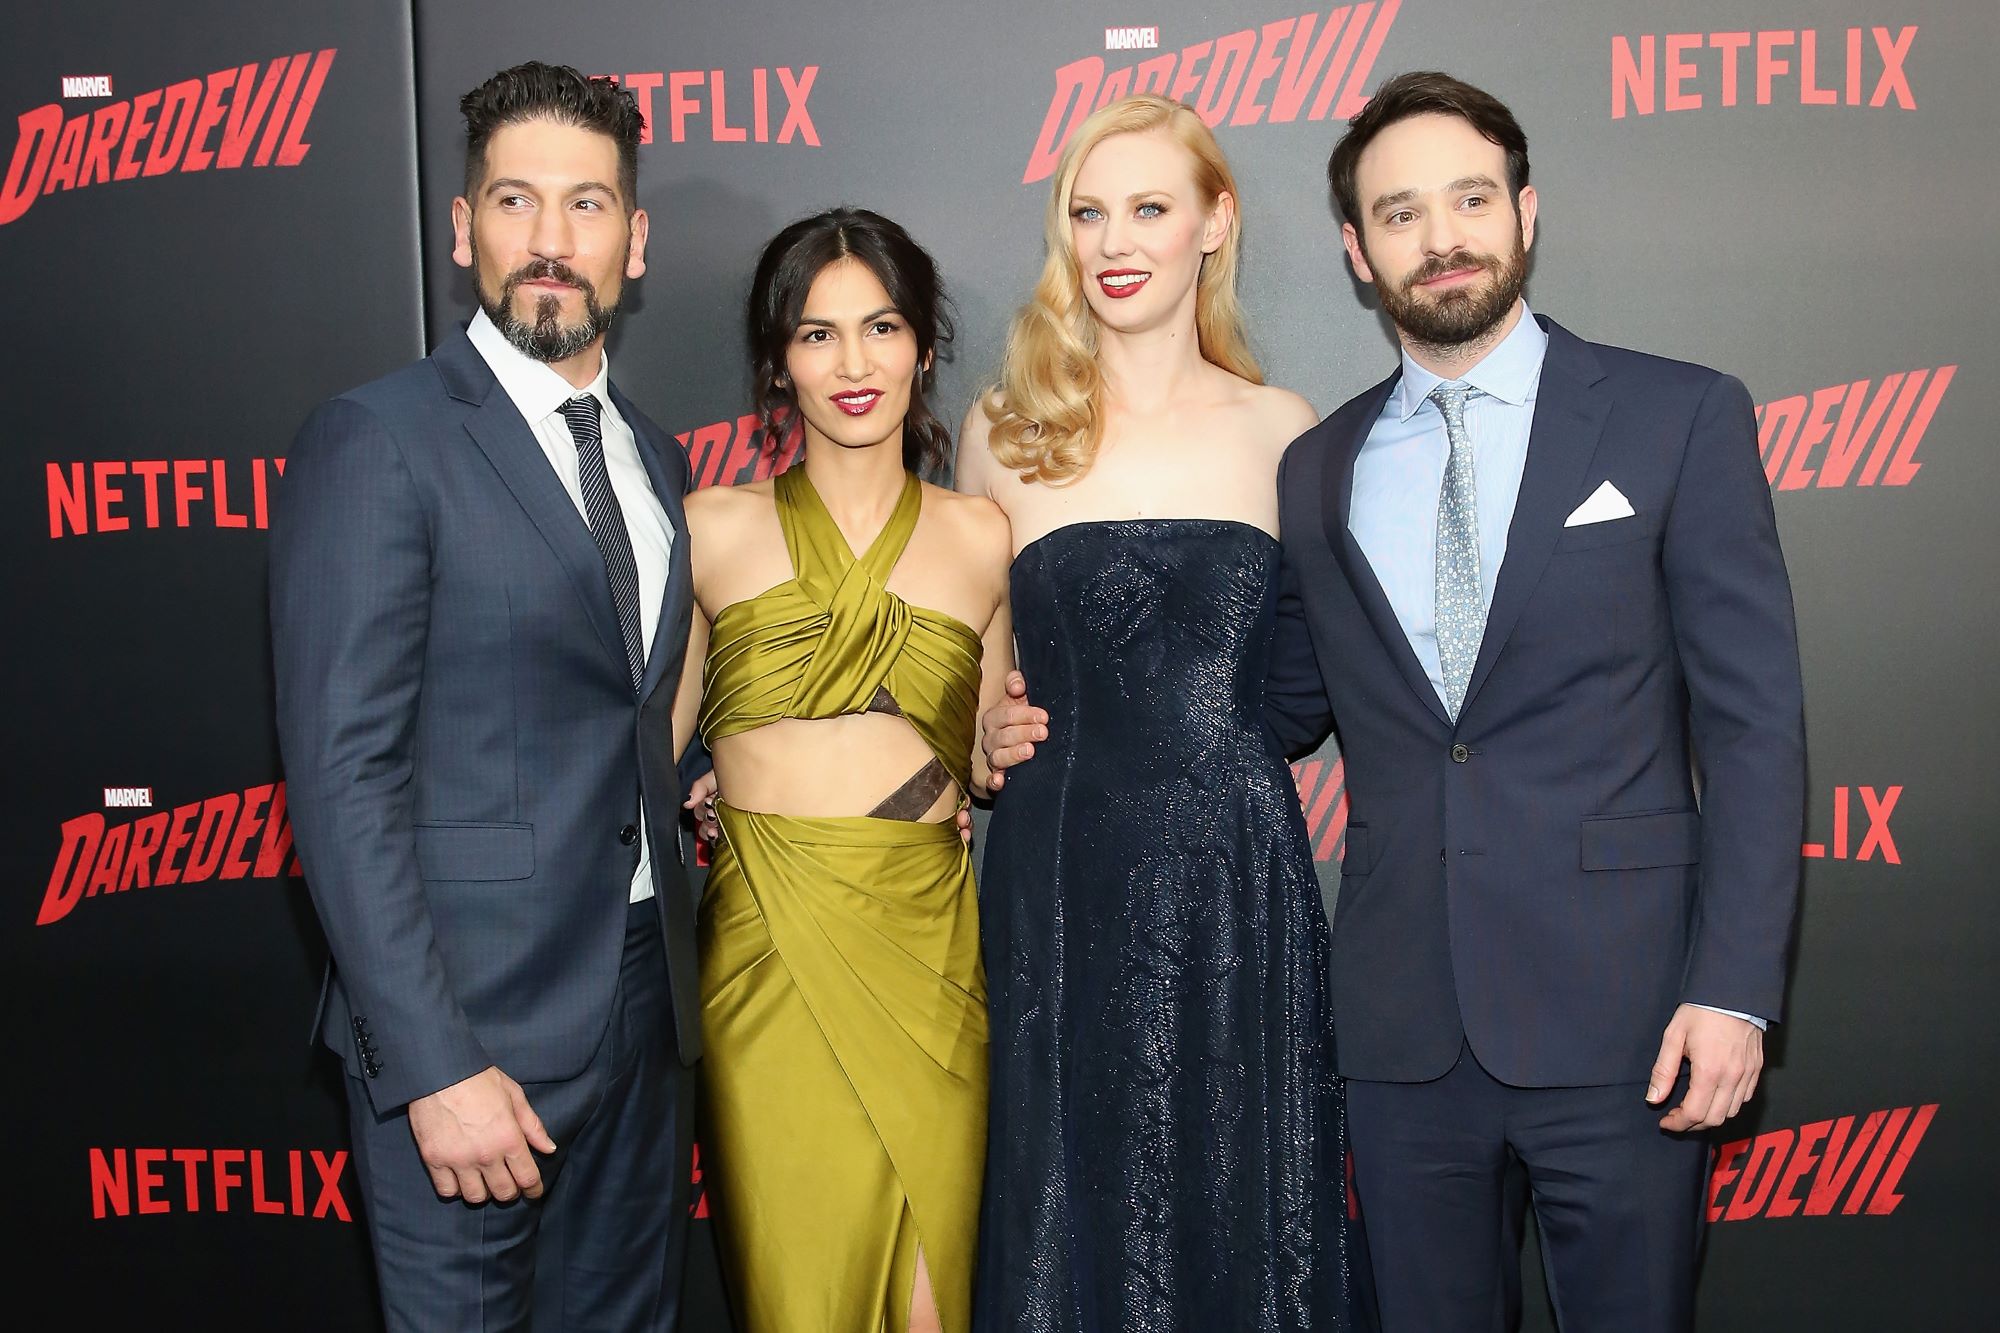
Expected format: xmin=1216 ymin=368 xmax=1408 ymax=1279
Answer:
xmin=975 ymin=520 xmax=1355 ymax=1333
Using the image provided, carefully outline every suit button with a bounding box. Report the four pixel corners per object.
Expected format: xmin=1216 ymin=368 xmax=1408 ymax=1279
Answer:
xmin=1451 ymin=744 xmax=1470 ymax=763
xmin=619 ymin=824 xmax=639 ymax=845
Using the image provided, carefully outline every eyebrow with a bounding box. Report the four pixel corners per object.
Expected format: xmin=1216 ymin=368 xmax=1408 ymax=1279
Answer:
xmin=797 ymin=307 xmax=901 ymax=328
xmin=1070 ymin=190 xmax=1177 ymax=206
xmin=484 ymin=177 xmax=620 ymax=200
xmin=1370 ymin=175 xmax=1501 ymax=217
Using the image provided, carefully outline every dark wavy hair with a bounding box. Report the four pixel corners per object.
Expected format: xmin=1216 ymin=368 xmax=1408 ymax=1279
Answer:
xmin=747 ymin=207 xmax=956 ymax=476
xmin=460 ymin=62 xmax=644 ymax=208
xmin=1327 ymin=71 xmax=1530 ymax=227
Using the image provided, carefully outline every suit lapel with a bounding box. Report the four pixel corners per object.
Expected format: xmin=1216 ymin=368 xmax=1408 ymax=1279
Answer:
xmin=436 ymin=332 xmax=627 ymax=674
xmin=1459 ymin=319 xmax=1611 ymax=714
xmin=1321 ymin=372 xmax=1454 ymax=730
xmin=615 ymin=383 xmax=693 ymax=705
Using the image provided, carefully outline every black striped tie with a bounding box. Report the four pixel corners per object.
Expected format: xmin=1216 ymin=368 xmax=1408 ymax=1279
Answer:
xmin=559 ymin=395 xmax=646 ymax=692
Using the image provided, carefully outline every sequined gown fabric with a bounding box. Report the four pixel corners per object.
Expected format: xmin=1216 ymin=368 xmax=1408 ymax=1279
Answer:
xmin=975 ymin=520 xmax=1353 ymax=1332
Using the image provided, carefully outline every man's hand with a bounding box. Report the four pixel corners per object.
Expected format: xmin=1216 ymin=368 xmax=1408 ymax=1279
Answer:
xmin=407 ymin=1066 xmax=557 ymax=1204
xmin=980 ymin=670 xmax=1046 ymax=791
xmin=683 ymin=770 xmax=721 ymax=844
xmin=1647 ymin=1005 xmax=1764 ymax=1132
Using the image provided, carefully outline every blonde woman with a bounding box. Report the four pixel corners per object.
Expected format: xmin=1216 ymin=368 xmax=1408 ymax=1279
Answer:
xmin=957 ymin=96 xmax=1356 ymax=1330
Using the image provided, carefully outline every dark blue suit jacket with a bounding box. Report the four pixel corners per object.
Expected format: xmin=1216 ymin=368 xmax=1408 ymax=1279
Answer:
xmin=272 ymin=329 xmax=701 ymax=1114
xmin=1270 ymin=316 xmax=1805 ymax=1086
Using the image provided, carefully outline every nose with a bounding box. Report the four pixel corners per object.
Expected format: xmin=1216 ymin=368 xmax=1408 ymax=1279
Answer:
xmin=1098 ymin=211 xmax=1135 ymax=261
xmin=837 ymin=330 xmax=869 ymax=381
xmin=1416 ymin=205 xmax=1466 ymax=260
xmin=528 ymin=201 xmax=575 ymax=261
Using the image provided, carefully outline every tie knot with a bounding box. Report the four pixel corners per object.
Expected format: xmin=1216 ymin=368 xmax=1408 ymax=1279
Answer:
xmin=560 ymin=394 xmax=602 ymax=442
xmin=1428 ymin=381 xmax=1481 ymax=421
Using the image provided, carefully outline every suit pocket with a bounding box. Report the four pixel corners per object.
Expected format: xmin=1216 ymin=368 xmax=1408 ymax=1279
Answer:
xmin=413 ymin=821 xmax=534 ymax=881
xmin=1553 ymin=515 xmax=1656 ymax=553
xmin=1341 ymin=823 xmax=1374 ymax=876
xmin=1579 ymin=809 xmax=1700 ymax=871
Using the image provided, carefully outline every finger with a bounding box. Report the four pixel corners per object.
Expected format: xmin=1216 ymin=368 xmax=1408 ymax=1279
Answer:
xmin=514 ymin=1092 xmax=558 ymax=1155
xmin=428 ymin=1165 xmax=460 ymax=1201
xmin=988 ymin=770 xmax=1004 ymax=790
xmin=504 ymin=1148 xmax=545 ymax=1201
xmin=988 ymin=724 xmax=1041 ymax=751
xmin=1674 ymin=1066 xmax=1726 ymax=1132
xmin=456 ymin=1167 xmax=490 ymax=1206
xmin=486 ymin=1162 xmax=521 ymax=1204
xmin=1005 ymin=671 xmax=1027 ymax=699
xmin=1645 ymin=1028 xmax=1684 ymax=1104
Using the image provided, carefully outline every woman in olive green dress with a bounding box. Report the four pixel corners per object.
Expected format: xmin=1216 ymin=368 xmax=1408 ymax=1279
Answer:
xmin=671 ymin=208 xmax=1014 ymax=1333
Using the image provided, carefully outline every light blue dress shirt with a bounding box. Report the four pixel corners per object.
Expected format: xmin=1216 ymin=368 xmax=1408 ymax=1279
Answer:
xmin=1348 ymin=304 xmax=1546 ymax=706
xmin=1345 ymin=304 xmax=1764 ymax=1032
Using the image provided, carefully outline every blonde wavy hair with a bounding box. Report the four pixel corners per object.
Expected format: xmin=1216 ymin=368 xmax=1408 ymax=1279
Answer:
xmin=985 ymin=94 xmax=1262 ymax=485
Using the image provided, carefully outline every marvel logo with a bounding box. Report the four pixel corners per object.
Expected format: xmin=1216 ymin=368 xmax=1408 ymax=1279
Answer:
xmin=61 ymin=75 xmax=113 ymax=98
xmin=1105 ymin=26 xmax=1160 ymax=51
xmin=103 ymin=786 xmax=154 ymax=808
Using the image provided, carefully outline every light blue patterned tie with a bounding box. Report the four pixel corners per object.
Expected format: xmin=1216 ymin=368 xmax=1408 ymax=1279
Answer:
xmin=1431 ymin=381 xmax=1485 ymax=722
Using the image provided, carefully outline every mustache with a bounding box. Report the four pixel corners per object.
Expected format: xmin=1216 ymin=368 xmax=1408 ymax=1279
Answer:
xmin=1404 ymin=250 xmax=1503 ymax=290
xmin=502 ymin=258 xmax=598 ymax=303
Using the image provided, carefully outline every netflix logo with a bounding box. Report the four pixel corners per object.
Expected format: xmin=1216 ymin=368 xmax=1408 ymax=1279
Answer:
xmin=90 ymin=1147 xmax=351 ymax=1222
xmin=2 ymin=51 xmax=336 ymax=226
xmin=1024 ymin=1 xmax=1404 ymax=183
xmin=1757 ymin=366 xmax=1954 ymax=492
xmin=681 ymin=410 xmax=804 ymax=491
xmin=597 ymin=67 xmax=819 ymax=147
xmin=46 ymin=456 xmax=287 ymax=538
xmin=39 ymin=781 xmax=302 ymax=926
xmin=1708 ymin=1104 xmax=1936 ymax=1222
xmin=1612 ymin=26 xmax=1916 ymax=119
xmin=1290 ymin=755 xmax=1349 ymax=863
xmin=1803 ymin=785 xmax=1901 ymax=865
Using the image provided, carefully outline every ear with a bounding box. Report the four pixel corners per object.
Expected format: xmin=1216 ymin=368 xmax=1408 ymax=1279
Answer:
xmin=625 ymin=207 xmax=650 ymax=280
xmin=1201 ymin=189 xmax=1234 ymax=255
xmin=1340 ymin=221 xmax=1375 ymax=286
xmin=451 ymin=196 xmax=474 ymax=270
xmin=1516 ymin=184 xmax=1539 ymax=254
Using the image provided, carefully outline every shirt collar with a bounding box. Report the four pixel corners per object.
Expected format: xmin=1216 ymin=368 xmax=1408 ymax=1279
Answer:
xmin=466 ymin=308 xmax=611 ymax=427
xmin=1390 ymin=302 xmax=1548 ymax=421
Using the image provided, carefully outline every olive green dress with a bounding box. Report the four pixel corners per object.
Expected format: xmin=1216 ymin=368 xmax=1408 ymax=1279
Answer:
xmin=698 ymin=465 xmax=987 ymax=1333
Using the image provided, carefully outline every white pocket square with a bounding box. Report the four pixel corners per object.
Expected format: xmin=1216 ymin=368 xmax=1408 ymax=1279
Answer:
xmin=1563 ymin=480 xmax=1636 ymax=527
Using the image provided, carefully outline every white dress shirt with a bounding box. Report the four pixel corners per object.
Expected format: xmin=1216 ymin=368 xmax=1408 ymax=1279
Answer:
xmin=467 ymin=309 xmax=673 ymax=904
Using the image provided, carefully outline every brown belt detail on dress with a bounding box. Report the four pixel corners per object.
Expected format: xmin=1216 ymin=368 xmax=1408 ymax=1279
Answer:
xmin=867 ymin=756 xmax=955 ymax=821
xmin=866 ymin=684 xmax=904 ymax=717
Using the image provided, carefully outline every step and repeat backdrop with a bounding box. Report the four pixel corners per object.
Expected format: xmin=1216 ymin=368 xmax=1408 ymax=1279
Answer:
xmin=5 ymin=0 xmax=1992 ymax=1327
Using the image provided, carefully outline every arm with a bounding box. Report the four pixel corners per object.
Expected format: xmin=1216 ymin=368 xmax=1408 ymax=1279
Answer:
xmin=971 ymin=593 xmax=1017 ymax=798
xmin=1648 ymin=372 xmax=1807 ymax=1129
xmin=1262 ymin=415 xmax=1336 ymax=758
xmin=271 ymin=398 xmax=489 ymax=1114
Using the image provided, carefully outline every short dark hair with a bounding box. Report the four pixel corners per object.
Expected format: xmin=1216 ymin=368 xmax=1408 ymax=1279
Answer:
xmin=460 ymin=62 xmax=644 ymax=208
xmin=748 ymin=208 xmax=957 ymax=478
xmin=1328 ymin=71 xmax=1530 ymax=228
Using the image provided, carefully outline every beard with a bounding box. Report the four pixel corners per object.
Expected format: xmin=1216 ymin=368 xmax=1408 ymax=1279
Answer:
xmin=475 ymin=248 xmax=619 ymax=363
xmin=1373 ymin=227 xmax=1528 ymax=355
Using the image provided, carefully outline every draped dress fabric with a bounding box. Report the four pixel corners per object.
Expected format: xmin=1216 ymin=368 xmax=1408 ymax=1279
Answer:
xmin=697 ymin=465 xmax=988 ymax=1333
xmin=974 ymin=519 xmax=1354 ymax=1333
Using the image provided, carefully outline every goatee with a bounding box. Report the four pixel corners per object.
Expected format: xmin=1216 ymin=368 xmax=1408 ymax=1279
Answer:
xmin=477 ymin=252 xmax=619 ymax=363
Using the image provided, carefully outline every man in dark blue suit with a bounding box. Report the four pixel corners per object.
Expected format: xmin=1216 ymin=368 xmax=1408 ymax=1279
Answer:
xmin=272 ymin=64 xmax=701 ymax=1331
xmin=985 ymin=71 xmax=1804 ymax=1332
xmin=1274 ymin=73 xmax=1805 ymax=1330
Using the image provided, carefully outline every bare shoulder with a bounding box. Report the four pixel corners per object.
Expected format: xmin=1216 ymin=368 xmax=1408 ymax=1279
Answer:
xmin=684 ymin=478 xmax=774 ymax=546
xmin=953 ymin=392 xmax=1003 ymax=492
xmin=923 ymin=481 xmax=1010 ymax=551
xmin=1248 ymin=382 xmax=1322 ymax=443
